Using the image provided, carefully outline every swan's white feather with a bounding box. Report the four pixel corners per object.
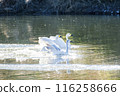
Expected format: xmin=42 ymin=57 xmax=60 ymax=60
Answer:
xmin=50 ymin=36 xmax=66 ymax=49
xmin=38 ymin=33 xmax=72 ymax=55
xmin=38 ymin=37 xmax=61 ymax=53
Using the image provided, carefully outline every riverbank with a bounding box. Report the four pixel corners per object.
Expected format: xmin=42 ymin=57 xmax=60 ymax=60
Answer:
xmin=0 ymin=0 xmax=120 ymax=16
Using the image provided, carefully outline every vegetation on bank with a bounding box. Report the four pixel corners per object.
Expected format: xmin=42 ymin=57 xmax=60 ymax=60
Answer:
xmin=0 ymin=0 xmax=120 ymax=15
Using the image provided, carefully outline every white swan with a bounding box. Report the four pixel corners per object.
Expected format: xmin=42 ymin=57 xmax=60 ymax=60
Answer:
xmin=50 ymin=35 xmax=66 ymax=49
xmin=65 ymin=33 xmax=73 ymax=54
xmin=38 ymin=33 xmax=73 ymax=54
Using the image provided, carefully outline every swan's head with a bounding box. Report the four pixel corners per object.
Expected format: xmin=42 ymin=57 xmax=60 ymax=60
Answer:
xmin=56 ymin=35 xmax=62 ymax=39
xmin=66 ymin=33 xmax=73 ymax=40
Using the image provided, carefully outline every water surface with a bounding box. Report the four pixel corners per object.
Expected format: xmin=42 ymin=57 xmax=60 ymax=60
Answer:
xmin=0 ymin=15 xmax=120 ymax=80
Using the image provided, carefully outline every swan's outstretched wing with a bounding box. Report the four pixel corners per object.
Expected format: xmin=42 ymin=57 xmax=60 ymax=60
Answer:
xmin=56 ymin=38 xmax=66 ymax=49
xmin=50 ymin=36 xmax=66 ymax=49
xmin=49 ymin=36 xmax=56 ymax=40
xmin=38 ymin=37 xmax=53 ymax=45
xmin=38 ymin=37 xmax=61 ymax=52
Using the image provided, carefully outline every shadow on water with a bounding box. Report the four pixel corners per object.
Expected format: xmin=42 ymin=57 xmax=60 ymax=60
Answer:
xmin=0 ymin=15 xmax=120 ymax=80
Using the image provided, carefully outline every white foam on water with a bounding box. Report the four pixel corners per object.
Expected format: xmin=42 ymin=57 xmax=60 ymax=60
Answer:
xmin=0 ymin=44 xmax=120 ymax=71
xmin=0 ymin=44 xmax=34 ymax=48
xmin=0 ymin=44 xmax=82 ymax=60
xmin=71 ymin=45 xmax=88 ymax=49
xmin=0 ymin=64 xmax=120 ymax=71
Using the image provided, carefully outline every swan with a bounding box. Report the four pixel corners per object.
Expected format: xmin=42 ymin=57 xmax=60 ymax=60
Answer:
xmin=65 ymin=33 xmax=73 ymax=54
xmin=38 ymin=33 xmax=73 ymax=55
xmin=50 ymin=35 xmax=66 ymax=49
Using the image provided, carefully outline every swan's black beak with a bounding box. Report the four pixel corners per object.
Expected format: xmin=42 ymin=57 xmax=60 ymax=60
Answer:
xmin=71 ymin=34 xmax=73 ymax=36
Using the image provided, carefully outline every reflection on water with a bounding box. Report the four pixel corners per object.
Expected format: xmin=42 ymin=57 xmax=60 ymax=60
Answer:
xmin=0 ymin=15 xmax=120 ymax=80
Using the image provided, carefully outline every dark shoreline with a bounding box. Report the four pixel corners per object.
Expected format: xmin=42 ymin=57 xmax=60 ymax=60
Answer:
xmin=0 ymin=0 xmax=120 ymax=16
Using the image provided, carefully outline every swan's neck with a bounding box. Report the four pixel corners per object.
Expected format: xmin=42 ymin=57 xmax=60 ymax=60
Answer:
xmin=66 ymin=39 xmax=69 ymax=54
xmin=66 ymin=37 xmax=68 ymax=40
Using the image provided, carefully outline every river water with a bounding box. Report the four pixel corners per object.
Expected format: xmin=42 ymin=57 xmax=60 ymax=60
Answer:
xmin=0 ymin=15 xmax=120 ymax=80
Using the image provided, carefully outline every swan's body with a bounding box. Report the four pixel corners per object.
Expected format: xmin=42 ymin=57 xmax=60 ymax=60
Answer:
xmin=38 ymin=33 xmax=72 ymax=55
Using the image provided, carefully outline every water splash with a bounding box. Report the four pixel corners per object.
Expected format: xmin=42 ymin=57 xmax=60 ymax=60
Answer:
xmin=0 ymin=44 xmax=83 ymax=64
xmin=0 ymin=64 xmax=120 ymax=71
xmin=0 ymin=44 xmax=120 ymax=71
